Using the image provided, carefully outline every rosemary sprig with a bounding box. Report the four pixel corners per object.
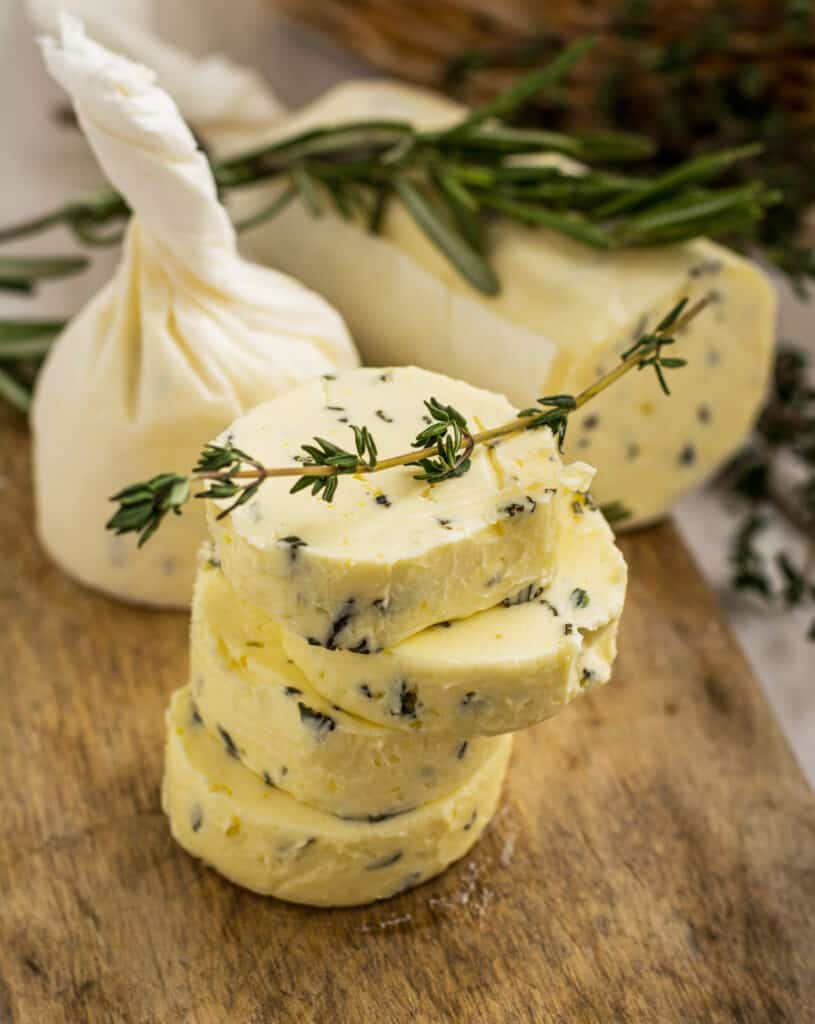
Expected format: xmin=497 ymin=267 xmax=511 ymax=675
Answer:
xmin=0 ymin=366 xmax=32 ymax=414
xmin=0 ymin=255 xmax=88 ymax=293
xmin=0 ymin=319 xmax=65 ymax=360
xmin=0 ymin=191 xmax=128 ymax=247
xmin=0 ymin=40 xmax=777 ymax=303
xmin=444 ymin=17 xmax=815 ymax=292
xmin=0 ymin=319 xmax=66 ymax=412
xmin=106 ymin=295 xmax=706 ymax=545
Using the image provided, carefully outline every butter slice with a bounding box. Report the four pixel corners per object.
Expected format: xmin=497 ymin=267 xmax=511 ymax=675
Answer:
xmin=236 ymin=79 xmax=777 ymax=527
xmin=282 ymin=493 xmax=626 ymax=736
xmin=190 ymin=558 xmax=502 ymax=818
xmin=163 ymin=687 xmax=512 ymax=907
xmin=208 ymin=366 xmax=593 ymax=650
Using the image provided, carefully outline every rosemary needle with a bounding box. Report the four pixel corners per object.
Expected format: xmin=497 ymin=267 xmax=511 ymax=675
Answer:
xmin=231 ymin=184 xmax=298 ymax=233
xmin=393 ymin=178 xmax=499 ymax=294
xmin=595 ymin=144 xmax=766 ymax=218
xmin=480 ymin=193 xmax=613 ymax=249
xmin=449 ymin=37 xmax=598 ymax=132
xmin=0 ymin=254 xmax=89 ymax=294
xmin=0 ymin=366 xmax=31 ymax=413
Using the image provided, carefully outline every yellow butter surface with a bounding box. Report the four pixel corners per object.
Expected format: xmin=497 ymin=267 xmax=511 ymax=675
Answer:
xmin=162 ymin=687 xmax=512 ymax=907
xmin=190 ymin=558 xmax=503 ymax=817
xmin=280 ymin=492 xmax=625 ymax=735
xmin=209 ymin=366 xmax=593 ymax=649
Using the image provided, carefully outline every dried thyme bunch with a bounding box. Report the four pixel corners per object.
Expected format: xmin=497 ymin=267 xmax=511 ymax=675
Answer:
xmin=722 ymin=345 xmax=815 ymax=639
xmin=0 ymin=39 xmax=774 ymax=411
xmin=107 ymin=296 xmax=705 ymax=546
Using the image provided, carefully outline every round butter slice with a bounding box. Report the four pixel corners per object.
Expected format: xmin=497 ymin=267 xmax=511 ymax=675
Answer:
xmin=162 ymin=687 xmax=512 ymax=907
xmin=282 ymin=495 xmax=626 ymax=735
xmin=190 ymin=558 xmax=502 ymax=818
xmin=208 ymin=366 xmax=593 ymax=650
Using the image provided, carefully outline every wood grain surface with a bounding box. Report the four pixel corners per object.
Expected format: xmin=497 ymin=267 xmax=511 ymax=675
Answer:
xmin=1 ymin=405 xmax=814 ymax=1024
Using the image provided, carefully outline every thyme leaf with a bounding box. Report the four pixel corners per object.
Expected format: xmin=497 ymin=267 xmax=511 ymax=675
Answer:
xmin=410 ymin=398 xmax=474 ymax=482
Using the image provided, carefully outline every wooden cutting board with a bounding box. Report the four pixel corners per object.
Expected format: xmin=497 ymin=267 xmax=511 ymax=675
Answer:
xmin=1 ymin=406 xmax=813 ymax=1024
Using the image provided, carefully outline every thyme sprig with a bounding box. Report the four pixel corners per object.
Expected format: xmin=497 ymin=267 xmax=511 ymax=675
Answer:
xmin=619 ymin=299 xmax=689 ymax=395
xmin=107 ymin=474 xmax=190 ymax=548
xmin=290 ymin=424 xmax=378 ymax=502
xmin=194 ymin=442 xmax=268 ymax=514
xmin=106 ymin=295 xmax=706 ymax=546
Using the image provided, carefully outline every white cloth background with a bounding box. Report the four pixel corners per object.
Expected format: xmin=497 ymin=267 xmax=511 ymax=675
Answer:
xmin=2 ymin=0 xmax=812 ymax=780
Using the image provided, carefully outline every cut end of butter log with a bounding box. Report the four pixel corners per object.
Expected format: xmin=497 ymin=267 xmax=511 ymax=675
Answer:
xmin=208 ymin=365 xmax=594 ymax=650
xmin=236 ymin=79 xmax=777 ymax=528
xmin=163 ymin=687 xmax=513 ymax=907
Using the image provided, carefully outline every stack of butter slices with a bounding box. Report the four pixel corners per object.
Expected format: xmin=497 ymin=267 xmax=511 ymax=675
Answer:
xmin=163 ymin=367 xmax=627 ymax=907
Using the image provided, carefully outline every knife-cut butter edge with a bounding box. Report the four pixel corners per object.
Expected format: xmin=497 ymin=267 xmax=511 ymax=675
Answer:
xmin=163 ymin=686 xmax=512 ymax=907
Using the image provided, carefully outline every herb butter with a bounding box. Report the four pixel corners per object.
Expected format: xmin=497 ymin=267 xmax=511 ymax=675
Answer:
xmin=32 ymin=19 xmax=357 ymax=608
xmin=208 ymin=366 xmax=593 ymax=650
xmin=162 ymin=687 xmax=512 ymax=907
xmin=280 ymin=490 xmax=625 ymax=735
xmin=190 ymin=557 xmax=503 ymax=818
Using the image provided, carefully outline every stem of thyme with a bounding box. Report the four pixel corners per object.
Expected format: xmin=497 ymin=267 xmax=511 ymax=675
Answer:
xmin=211 ymin=295 xmax=707 ymax=485
xmin=107 ymin=294 xmax=707 ymax=545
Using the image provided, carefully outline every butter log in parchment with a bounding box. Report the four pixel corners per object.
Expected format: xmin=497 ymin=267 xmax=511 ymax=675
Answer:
xmin=234 ymin=80 xmax=777 ymax=528
xmin=32 ymin=19 xmax=356 ymax=608
xmin=163 ymin=687 xmax=512 ymax=907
